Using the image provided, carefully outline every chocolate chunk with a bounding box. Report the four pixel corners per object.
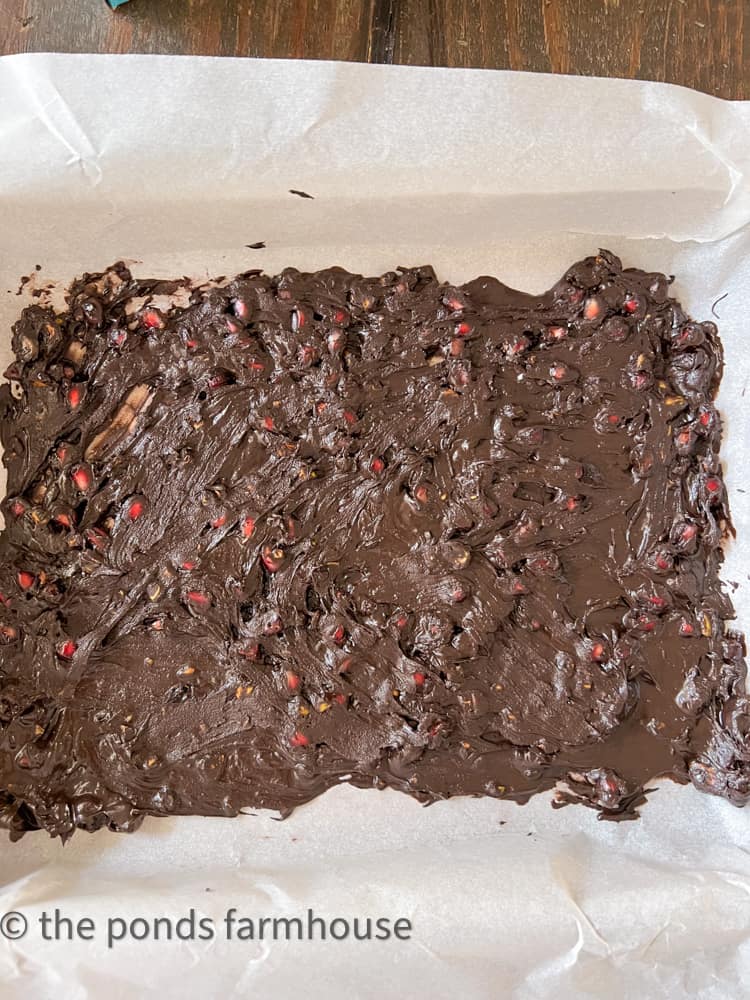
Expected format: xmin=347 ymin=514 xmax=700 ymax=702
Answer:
xmin=0 ymin=250 xmax=746 ymax=840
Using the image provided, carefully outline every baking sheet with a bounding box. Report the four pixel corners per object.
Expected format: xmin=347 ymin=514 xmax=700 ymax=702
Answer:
xmin=0 ymin=54 xmax=749 ymax=1000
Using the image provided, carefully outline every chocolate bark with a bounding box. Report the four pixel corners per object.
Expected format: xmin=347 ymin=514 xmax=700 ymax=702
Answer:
xmin=0 ymin=250 xmax=747 ymax=840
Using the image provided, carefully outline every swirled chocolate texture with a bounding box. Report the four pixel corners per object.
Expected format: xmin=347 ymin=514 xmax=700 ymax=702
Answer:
xmin=0 ymin=251 xmax=747 ymax=840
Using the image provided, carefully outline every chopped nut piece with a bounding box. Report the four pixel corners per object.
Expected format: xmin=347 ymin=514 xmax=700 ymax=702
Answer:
xmin=84 ymin=384 xmax=154 ymax=460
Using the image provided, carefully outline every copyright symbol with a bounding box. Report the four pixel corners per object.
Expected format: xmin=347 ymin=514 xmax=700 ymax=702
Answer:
xmin=0 ymin=911 xmax=28 ymax=939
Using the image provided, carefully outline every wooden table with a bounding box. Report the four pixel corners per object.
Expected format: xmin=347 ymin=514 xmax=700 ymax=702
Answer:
xmin=1 ymin=0 xmax=747 ymax=100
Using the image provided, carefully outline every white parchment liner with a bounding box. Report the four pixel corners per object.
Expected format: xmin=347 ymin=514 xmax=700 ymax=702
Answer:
xmin=0 ymin=55 xmax=749 ymax=999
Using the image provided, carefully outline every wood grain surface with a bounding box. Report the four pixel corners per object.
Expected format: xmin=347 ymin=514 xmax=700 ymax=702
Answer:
xmin=0 ymin=0 xmax=747 ymax=99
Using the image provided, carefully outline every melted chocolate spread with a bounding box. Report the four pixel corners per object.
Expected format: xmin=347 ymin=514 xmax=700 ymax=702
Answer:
xmin=1 ymin=250 xmax=748 ymax=840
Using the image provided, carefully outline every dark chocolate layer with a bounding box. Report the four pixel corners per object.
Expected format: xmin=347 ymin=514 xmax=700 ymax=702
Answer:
xmin=0 ymin=250 xmax=747 ymax=840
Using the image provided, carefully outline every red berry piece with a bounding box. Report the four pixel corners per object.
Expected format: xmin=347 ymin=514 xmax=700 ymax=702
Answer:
xmin=9 ymin=499 xmax=26 ymax=518
xmin=456 ymin=321 xmax=472 ymax=337
xmin=678 ymin=620 xmax=695 ymax=637
xmin=290 ymin=731 xmax=309 ymax=748
xmin=241 ymin=516 xmax=256 ymax=539
xmin=704 ymin=476 xmax=722 ymax=502
xmin=333 ymin=309 xmax=348 ymax=325
xmin=652 ymin=550 xmax=673 ymax=573
xmin=211 ymin=514 xmax=227 ymax=529
xmin=622 ymin=295 xmax=640 ymax=314
xmin=370 ymin=457 xmax=385 ymax=474
xmin=647 ymin=594 xmax=667 ymax=612
xmin=590 ymin=642 xmax=607 ymax=663
xmin=594 ymin=407 xmax=625 ymax=435
xmin=671 ymin=521 xmax=699 ymax=554
xmin=413 ymin=671 xmax=426 ymax=688
xmin=180 ymin=560 xmax=197 ymax=571
xmin=697 ymin=408 xmax=715 ymax=431
xmin=343 ymin=409 xmax=357 ymax=425
xmin=508 ymin=336 xmax=530 ymax=356
xmin=53 ymin=512 xmax=73 ymax=529
xmin=514 ymin=514 xmax=540 ymax=540
xmin=56 ymin=639 xmax=77 ymax=659
xmin=565 ymin=495 xmax=583 ymax=512
xmin=291 ymin=307 xmax=305 ymax=332
xmin=261 ymin=545 xmax=285 ymax=572
xmin=674 ymin=323 xmax=704 ymax=348
xmin=550 ymin=364 xmax=568 ymax=382
xmin=17 ymin=570 xmax=35 ymax=590
xmin=71 ymin=465 xmax=92 ymax=492
xmin=636 ymin=614 xmax=656 ymax=633
xmin=142 ymin=310 xmax=164 ymax=330
xmin=547 ymin=326 xmax=567 ymax=341
xmin=286 ymin=671 xmax=300 ymax=692
xmin=332 ymin=625 xmax=345 ymax=645
xmin=394 ymin=614 xmax=408 ymax=629
xmin=414 ymin=485 xmax=428 ymax=504
xmin=527 ymin=553 xmax=559 ymax=576
xmin=186 ymin=590 xmax=210 ymax=608
xmin=583 ymin=297 xmax=602 ymax=321
xmin=444 ymin=294 xmax=464 ymax=312
xmin=67 ymin=385 xmax=83 ymax=408
xmin=127 ymin=498 xmax=145 ymax=521
xmin=675 ymin=427 xmax=692 ymax=450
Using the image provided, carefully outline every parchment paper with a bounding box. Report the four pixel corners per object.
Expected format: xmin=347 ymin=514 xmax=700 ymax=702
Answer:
xmin=0 ymin=54 xmax=749 ymax=1000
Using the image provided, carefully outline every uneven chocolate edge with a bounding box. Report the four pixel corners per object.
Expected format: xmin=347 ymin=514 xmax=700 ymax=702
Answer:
xmin=0 ymin=250 xmax=747 ymax=841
